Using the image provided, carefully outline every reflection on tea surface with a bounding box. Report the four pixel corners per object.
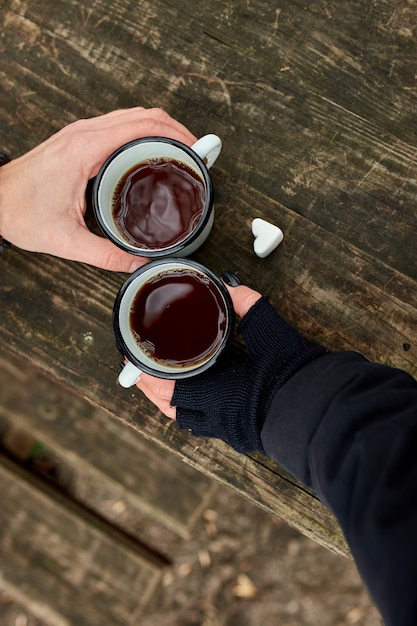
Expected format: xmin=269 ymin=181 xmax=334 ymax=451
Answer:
xmin=112 ymin=158 xmax=205 ymax=249
xmin=130 ymin=269 xmax=226 ymax=367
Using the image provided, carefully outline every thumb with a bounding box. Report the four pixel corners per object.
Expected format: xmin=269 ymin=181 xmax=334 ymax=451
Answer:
xmin=64 ymin=228 xmax=149 ymax=272
xmin=222 ymin=273 xmax=262 ymax=318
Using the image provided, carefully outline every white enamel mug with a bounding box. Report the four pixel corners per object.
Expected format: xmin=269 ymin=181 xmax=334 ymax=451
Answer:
xmin=113 ymin=258 xmax=234 ymax=388
xmin=92 ymin=134 xmax=222 ymax=258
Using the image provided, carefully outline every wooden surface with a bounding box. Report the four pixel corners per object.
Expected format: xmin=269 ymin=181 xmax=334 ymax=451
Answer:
xmin=1 ymin=0 xmax=417 ymax=592
xmin=0 ymin=353 xmax=216 ymax=547
xmin=0 ymin=454 xmax=162 ymax=626
xmin=0 ymin=355 xmax=220 ymax=625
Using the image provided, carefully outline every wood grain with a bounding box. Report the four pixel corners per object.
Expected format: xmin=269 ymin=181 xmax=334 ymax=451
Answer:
xmin=0 ymin=354 xmax=216 ymax=543
xmin=0 ymin=455 xmax=162 ymax=626
xmin=1 ymin=0 xmax=416 ymax=564
xmin=0 ymin=250 xmax=350 ymax=556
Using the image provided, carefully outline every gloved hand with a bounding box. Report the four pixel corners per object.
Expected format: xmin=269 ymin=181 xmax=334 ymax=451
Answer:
xmin=136 ymin=274 xmax=329 ymax=454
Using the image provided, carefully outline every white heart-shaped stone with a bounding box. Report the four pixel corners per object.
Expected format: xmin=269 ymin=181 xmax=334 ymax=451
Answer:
xmin=252 ymin=218 xmax=284 ymax=258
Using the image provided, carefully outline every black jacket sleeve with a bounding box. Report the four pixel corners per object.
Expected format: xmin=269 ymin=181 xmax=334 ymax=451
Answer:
xmin=261 ymin=351 xmax=417 ymax=626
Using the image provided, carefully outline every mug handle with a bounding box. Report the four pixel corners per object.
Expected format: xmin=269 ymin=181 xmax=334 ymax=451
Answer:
xmin=191 ymin=134 xmax=222 ymax=169
xmin=118 ymin=361 xmax=142 ymax=388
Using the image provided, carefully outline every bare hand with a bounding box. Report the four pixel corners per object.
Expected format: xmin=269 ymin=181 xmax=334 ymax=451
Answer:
xmin=0 ymin=107 xmax=196 ymax=271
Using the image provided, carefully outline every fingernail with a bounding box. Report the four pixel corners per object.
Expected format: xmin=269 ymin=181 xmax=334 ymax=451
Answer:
xmin=222 ymin=271 xmax=241 ymax=287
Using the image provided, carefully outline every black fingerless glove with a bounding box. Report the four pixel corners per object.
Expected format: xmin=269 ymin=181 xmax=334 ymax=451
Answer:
xmin=172 ymin=296 xmax=329 ymax=454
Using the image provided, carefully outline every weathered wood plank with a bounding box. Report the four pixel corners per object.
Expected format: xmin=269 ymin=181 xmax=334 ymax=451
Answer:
xmin=0 ymin=353 xmax=216 ymax=541
xmin=1 ymin=0 xmax=416 ymax=559
xmin=0 ymin=244 xmax=350 ymax=556
xmin=0 ymin=590 xmax=47 ymax=626
xmin=0 ymin=454 xmax=162 ymax=626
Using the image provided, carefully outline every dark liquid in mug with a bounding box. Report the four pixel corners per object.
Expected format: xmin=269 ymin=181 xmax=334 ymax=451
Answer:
xmin=112 ymin=158 xmax=206 ymax=249
xmin=130 ymin=270 xmax=227 ymax=367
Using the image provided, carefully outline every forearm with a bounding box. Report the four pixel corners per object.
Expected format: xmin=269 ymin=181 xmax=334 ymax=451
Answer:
xmin=261 ymin=352 xmax=417 ymax=626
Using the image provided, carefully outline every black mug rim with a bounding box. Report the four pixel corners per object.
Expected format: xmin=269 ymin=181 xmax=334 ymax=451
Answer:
xmin=92 ymin=137 xmax=214 ymax=257
xmin=113 ymin=258 xmax=234 ymax=380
